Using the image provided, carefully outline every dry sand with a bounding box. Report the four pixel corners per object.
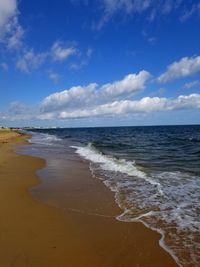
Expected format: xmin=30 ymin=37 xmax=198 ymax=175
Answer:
xmin=0 ymin=129 xmax=178 ymax=267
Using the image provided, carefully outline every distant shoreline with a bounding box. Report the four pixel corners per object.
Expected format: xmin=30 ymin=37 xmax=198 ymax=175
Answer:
xmin=1 ymin=123 xmax=200 ymax=131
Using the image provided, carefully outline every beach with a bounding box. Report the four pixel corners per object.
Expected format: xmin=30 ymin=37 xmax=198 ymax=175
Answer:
xmin=0 ymin=129 xmax=179 ymax=267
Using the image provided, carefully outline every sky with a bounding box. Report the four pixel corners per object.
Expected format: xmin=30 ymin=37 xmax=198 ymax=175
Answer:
xmin=0 ymin=0 xmax=200 ymax=127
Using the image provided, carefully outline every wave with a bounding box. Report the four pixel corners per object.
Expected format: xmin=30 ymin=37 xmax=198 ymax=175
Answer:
xmin=71 ymin=143 xmax=163 ymax=195
xmin=28 ymin=132 xmax=62 ymax=146
xmin=71 ymin=142 xmax=200 ymax=267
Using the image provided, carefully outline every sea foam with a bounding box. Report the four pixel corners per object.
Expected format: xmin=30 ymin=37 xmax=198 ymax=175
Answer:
xmin=71 ymin=143 xmax=163 ymax=195
xmin=29 ymin=132 xmax=62 ymax=145
xmin=71 ymin=143 xmax=200 ymax=267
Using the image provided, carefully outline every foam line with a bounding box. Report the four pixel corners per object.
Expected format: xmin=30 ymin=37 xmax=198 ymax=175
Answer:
xmin=71 ymin=143 xmax=163 ymax=195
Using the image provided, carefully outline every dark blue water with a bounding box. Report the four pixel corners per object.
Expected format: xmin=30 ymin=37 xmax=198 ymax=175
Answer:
xmin=27 ymin=125 xmax=200 ymax=267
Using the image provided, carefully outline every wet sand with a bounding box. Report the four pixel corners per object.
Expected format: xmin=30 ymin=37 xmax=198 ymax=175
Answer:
xmin=0 ymin=129 xmax=178 ymax=267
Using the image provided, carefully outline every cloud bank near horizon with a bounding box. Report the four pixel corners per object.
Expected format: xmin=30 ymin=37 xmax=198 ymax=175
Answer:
xmin=1 ymin=67 xmax=200 ymax=123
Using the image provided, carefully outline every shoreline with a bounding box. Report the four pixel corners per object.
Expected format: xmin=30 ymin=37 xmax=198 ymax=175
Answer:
xmin=0 ymin=129 xmax=178 ymax=267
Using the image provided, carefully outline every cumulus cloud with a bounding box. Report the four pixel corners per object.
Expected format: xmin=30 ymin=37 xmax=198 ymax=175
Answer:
xmin=183 ymin=80 xmax=200 ymax=89
xmin=51 ymin=41 xmax=77 ymax=62
xmin=158 ymin=56 xmax=200 ymax=83
xmin=6 ymin=17 xmax=24 ymax=49
xmin=14 ymin=40 xmax=86 ymax=73
xmin=1 ymin=71 xmax=200 ymax=122
xmin=0 ymin=0 xmax=17 ymax=34
xmin=16 ymin=49 xmax=47 ymax=73
xmin=0 ymin=0 xmax=24 ymax=50
xmin=0 ymin=101 xmax=36 ymax=121
xmin=70 ymin=47 xmax=93 ymax=70
xmin=37 ymin=71 xmax=200 ymax=120
xmin=41 ymin=83 xmax=98 ymax=112
xmin=0 ymin=1 xmax=85 ymax=73
xmin=39 ymin=93 xmax=200 ymax=120
xmin=57 ymin=97 xmax=167 ymax=119
xmin=101 ymin=70 xmax=150 ymax=97
xmin=41 ymin=70 xmax=150 ymax=112
xmin=48 ymin=70 xmax=61 ymax=83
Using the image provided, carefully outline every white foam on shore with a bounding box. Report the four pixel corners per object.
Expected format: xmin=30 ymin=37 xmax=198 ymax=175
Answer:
xmin=117 ymin=210 xmax=183 ymax=267
xmin=71 ymin=143 xmax=163 ymax=195
xmin=28 ymin=132 xmax=62 ymax=145
xmin=72 ymin=143 xmax=200 ymax=267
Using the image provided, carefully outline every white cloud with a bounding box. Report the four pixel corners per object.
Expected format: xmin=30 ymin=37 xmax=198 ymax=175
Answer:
xmin=48 ymin=70 xmax=61 ymax=83
xmin=101 ymin=70 xmax=150 ymax=98
xmin=37 ymin=69 xmax=200 ymax=120
xmin=0 ymin=1 xmax=89 ymax=73
xmin=2 ymin=70 xmax=200 ymax=121
xmin=0 ymin=0 xmax=17 ymax=34
xmin=147 ymin=1 xmax=185 ymax=22
xmin=97 ymin=0 xmax=151 ymax=29
xmin=93 ymin=0 xmax=193 ymax=29
xmin=13 ymin=39 xmax=86 ymax=73
xmin=0 ymin=101 xmax=36 ymax=121
xmin=168 ymin=93 xmax=200 ymax=110
xmin=183 ymin=80 xmax=200 ymax=89
xmin=51 ymin=41 xmax=77 ymax=62
xmin=7 ymin=101 xmax=27 ymax=115
xmin=70 ymin=47 xmax=93 ymax=70
xmin=158 ymin=56 xmax=200 ymax=83
xmin=40 ymin=93 xmax=200 ymax=120
xmin=0 ymin=0 xmax=24 ymax=50
xmin=41 ymin=70 xmax=150 ymax=112
xmin=16 ymin=49 xmax=47 ymax=73
xmin=57 ymin=97 xmax=167 ymax=119
xmin=102 ymin=0 xmax=151 ymax=15
xmin=41 ymin=83 xmax=98 ymax=112
xmin=7 ymin=17 xmax=24 ymax=49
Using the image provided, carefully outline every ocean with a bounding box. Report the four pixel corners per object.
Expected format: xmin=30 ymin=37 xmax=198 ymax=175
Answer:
xmin=21 ymin=125 xmax=200 ymax=267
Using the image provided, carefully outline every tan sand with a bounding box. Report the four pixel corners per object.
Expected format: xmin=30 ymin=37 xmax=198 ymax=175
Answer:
xmin=0 ymin=129 xmax=178 ymax=267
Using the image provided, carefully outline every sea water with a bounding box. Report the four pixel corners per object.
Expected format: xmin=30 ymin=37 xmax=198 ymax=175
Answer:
xmin=22 ymin=125 xmax=200 ymax=267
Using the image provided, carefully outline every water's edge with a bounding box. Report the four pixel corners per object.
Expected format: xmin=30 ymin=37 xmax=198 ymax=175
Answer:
xmin=19 ymin=127 xmax=200 ymax=267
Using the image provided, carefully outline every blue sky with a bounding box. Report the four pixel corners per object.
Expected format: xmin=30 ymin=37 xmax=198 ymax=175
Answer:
xmin=0 ymin=0 xmax=200 ymax=127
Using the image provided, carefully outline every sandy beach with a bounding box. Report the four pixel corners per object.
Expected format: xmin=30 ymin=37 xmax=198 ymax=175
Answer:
xmin=0 ymin=129 xmax=178 ymax=267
